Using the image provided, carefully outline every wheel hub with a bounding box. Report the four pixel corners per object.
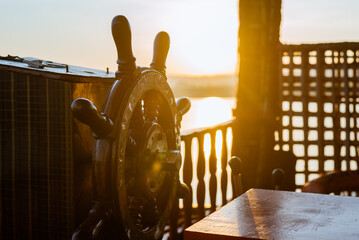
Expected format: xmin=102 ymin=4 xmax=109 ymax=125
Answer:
xmin=144 ymin=123 xmax=168 ymax=195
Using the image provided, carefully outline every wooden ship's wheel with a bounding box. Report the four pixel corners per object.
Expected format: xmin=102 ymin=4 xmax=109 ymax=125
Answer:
xmin=71 ymin=15 xmax=190 ymax=239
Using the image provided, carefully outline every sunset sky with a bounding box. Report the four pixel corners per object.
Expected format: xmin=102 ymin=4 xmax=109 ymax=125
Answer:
xmin=2 ymin=0 xmax=359 ymax=76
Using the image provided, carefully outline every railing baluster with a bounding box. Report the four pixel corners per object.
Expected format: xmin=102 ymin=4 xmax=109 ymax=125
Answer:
xmin=182 ymin=137 xmax=193 ymax=227
xmin=221 ymin=128 xmax=228 ymax=206
xmin=209 ymin=130 xmax=217 ymax=213
xmin=196 ymin=133 xmax=205 ymax=219
xmin=180 ymin=119 xmax=234 ymax=219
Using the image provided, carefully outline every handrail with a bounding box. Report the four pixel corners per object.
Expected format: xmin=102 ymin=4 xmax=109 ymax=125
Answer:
xmin=177 ymin=118 xmax=236 ymax=227
xmin=181 ymin=119 xmax=236 ymax=137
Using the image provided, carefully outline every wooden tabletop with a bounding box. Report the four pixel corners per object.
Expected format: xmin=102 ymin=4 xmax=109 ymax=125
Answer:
xmin=184 ymin=189 xmax=359 ymax=240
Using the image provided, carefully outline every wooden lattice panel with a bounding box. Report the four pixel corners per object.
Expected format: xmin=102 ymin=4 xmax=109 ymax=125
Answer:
xmin=277 ymin=43 xmax=359 ymax=189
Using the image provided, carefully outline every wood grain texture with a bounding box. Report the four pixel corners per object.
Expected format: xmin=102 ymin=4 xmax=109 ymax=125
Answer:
xmin=185 ymin=189 xmax=359 ymax=240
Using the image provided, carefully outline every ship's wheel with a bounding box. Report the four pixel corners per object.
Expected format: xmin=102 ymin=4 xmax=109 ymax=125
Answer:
xmin=71 ymin=15 xmax=190 ymax=239
xmin=114 ymin=70 xmax=182 ymax=239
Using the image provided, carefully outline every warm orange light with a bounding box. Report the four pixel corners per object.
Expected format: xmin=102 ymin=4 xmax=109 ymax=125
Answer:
xmin=194 ymin=97 xmax=233 ymax=128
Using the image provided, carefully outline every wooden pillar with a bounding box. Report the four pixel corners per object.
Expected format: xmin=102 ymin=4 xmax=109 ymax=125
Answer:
xmin=232 ymin=0 xmax=282 ymax=190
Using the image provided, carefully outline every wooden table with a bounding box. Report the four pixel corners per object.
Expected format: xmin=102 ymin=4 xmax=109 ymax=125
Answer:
xmin=184 ymin=189 xmax=359 ymax=240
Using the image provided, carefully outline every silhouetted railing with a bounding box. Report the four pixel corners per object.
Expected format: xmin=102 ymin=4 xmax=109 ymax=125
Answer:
xmin=169 ymin=119 xmax=235 ymax=238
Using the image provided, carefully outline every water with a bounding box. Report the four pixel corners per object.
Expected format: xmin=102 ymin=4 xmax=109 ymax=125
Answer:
xmin=180 ymin=97 xmax=235 ymax=131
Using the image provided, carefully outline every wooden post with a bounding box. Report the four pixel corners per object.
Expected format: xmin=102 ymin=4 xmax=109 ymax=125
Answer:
xmin=232 ymin=0 xmax=282 ymax=190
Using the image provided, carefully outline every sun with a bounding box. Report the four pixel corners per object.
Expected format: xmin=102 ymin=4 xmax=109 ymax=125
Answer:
xmin=194 ymin=97 xmax=233 ymax=128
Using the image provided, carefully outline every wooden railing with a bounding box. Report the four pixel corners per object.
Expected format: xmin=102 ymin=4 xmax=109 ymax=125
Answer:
xmin=169 ymin=119 xmax=236 ymax=238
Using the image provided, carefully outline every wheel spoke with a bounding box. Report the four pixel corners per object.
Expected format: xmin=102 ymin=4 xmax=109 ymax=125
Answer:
xmin=142 ymin=198 xmax=159 ymax=227
xmin=144 ymin=93 xmax=161 ymax=123
xmin=130 ymin=100 xmax=145 ymax=129
xmin=129 ymin=197 xmax=144 ymax=228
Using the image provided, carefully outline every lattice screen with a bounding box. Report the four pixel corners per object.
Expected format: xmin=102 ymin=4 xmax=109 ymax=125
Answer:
xmin=276 ymin=43 xmax=359 ymax=189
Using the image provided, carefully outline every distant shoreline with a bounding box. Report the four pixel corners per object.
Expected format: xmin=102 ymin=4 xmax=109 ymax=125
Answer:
xmin=167 ymin=74 xmax=236 ymax=98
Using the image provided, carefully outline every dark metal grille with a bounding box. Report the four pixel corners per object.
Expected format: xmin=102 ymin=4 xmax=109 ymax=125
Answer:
xmin=0 ymin=71 xmax=73 ymax=239
xmin=277 ymin=42 xmax=359 ymax=190
xmin=0 ymin=61 xmax=115 ymax=239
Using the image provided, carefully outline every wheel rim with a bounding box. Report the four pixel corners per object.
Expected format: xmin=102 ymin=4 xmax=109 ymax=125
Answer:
xmin=114 ymin=70 xmax=180 ymax=239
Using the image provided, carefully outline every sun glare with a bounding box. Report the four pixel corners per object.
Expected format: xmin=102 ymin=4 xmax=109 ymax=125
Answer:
xmin=194 ymin=97 xmax=233 ymax=128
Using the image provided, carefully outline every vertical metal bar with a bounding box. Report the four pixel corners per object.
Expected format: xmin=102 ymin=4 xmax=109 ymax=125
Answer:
xmin=11 ymin=72 xmax=16 ymax=239
xmin=64 ymin=82 xmax=73 ymax=235
xmin=46 ymin=78 xmax=52 ymax=239
xmin=343 ymin=50 xmax=351 ymax=170
xmin=332 ymin=49 xmax=341 ymax=171
xmin=277 ymin=49 xmax=284 ymax=151
xmin=353 ymin=49 xmax=359 ymax=166
xmin=288 ymin=50 xmax=294 ymax=153
xmin=316 ymin=49 xmax=325 ymax=173
xmin=0 ymin=70 xmax=2 ymax=237
xmin=26 ymin=75 xmax=32 ymax=239
xmin=301 ymin=50 xmax=310 ymax=184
